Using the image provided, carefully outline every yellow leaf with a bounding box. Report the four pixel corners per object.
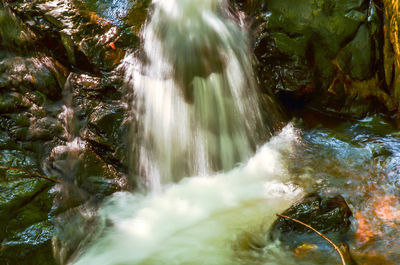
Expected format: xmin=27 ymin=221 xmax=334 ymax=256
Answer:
xmin=294 ymin=243 xmax=318 ymax=258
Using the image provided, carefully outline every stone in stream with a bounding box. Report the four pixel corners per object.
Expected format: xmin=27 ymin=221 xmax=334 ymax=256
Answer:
xmin=270 ymin=193 xmax=357 ymax=264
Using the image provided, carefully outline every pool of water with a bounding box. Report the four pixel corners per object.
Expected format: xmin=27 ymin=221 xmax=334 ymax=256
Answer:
xmin=69 ymin=114 xmax=400 ymax=265
xmin=290 ymin=113 xmax=400 ymax=264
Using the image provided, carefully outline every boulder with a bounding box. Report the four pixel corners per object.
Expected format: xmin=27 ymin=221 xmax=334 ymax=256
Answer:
xmin=269 ymin=193 xmax=356 ymax=264
xmin=270 ymin=194 xmax=353 ymax=244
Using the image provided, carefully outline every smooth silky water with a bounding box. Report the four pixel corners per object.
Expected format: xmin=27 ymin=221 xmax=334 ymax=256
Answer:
xmin=72 ymin=125 xmax=304 ymax=265
xmin=125 ymin=0 xmax=265 ymax=190
xmin=67 ymin=0 xmax=400 ymax=264
xmin=71 ymin=0 xmax=306 ymax=264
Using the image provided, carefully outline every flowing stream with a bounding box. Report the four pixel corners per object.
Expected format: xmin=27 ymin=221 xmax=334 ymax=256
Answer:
xmin=73 ymin=125 xmax=303 ymax=265
xmin=69 ymin=0 xmax=400 ymax=264
xmin=3 ymin=0 xmax=400 ymax=264
xmin=72 ymin=0 xmax=304 ymax=264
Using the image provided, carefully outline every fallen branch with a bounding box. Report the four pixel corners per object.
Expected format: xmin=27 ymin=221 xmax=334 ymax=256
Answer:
xmin=276 ymin=213 xmax=346 ymax=265
xmin=0 ymin=166 xmax=60 ymax=183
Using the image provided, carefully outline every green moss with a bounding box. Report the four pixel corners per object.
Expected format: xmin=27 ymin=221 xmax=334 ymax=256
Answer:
xmin=272 ymin=33 xmax=307 ymax=58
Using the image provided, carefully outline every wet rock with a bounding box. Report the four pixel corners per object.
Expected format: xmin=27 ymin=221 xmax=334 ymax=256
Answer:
xmin=28 ymin=117 xmax=63 ymax=141
xmin=0 ymin=148 xmax=37 ymax=169
xmin=0 ymin=55 xmax=67 ymax=100
xmin=76 ymin=149 xmax=126 ymax=197
xmin=85 ymin=120 xmax=130 ymax=173
xmin=82 ymin=0 xmax=150 ymax=28
xmin=0 ymin=92 xmax=32 ymax=114
xmin=0 ymin=165 xmax=56 ymax=265
xmin=87 ymin=103 xmax=126 ymax=144
xmin=257 ymin=0 xmax=366 ymax=86
xmin=52 ymin=203 xmax=99 ymax=265
xmin=60 ymin=31 xmax=76 ymax=65
xmin=65 ymin=72 xmax=129 ymax=171
xmin=0 ymin=178 xmax=49 ymax=219
xmin=0 ymin=1 xmax=37 ymax=53
xmin=45 ymin=145 xmax=126 ymax=217
xmin=269 ymin=193 xmax=356 ymax=264
xmin=337 ymin=24 xmax=374 ymax=80
xmin=254 ymin=32 xmax=314 ymax=97
xmin=382 ymin=0 xmax=400 ymax=114
xmin=5 ymin=0 xmax=147 ymax=71
xmin=270 ymin=193 xmax=353 ymax=247
xmin=0 ymin=152 xmax=53 ymax=223
xmin=48 ymin=147 xmax=126 ymax=201
xmin=73 ymin=22 xmax=125 ymax=71
xmin=67 ymin=72 xmax=124 ymax=104
xmin=1 ymin=112 xmax=62 ymax=142
xmin=123 ymin=0 xmax=151 ymax=34
xmin=0 ymin=0 xmax=138 ymax=262
xmin=0 ymin=221 xmax=56 ymax=265
xmin=238 ymin=0 xmax=389 ymax=117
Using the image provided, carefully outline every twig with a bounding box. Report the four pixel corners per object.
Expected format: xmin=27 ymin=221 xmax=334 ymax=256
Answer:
xmin=276 ymin=213 xmax=346 ymax=265
xmin=371 ymin=0 xmax=383 ymax=12
xmin=0 ymin=166 xmax=60 ymax=183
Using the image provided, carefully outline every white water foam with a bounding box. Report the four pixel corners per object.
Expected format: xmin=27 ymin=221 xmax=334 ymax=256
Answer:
xmin=73 ymin=124 xmax=304 ymax=265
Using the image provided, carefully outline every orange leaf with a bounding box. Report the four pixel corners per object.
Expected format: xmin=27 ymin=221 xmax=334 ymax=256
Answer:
xmin=355 ymin=211 xmax=375 ymax=243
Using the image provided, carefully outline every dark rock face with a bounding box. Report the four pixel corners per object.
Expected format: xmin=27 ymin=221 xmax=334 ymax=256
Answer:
xmin=0 ymin=0 xmax=149 ymax=263
xmin=3 ymin=0 xmax=148 ymax=72
xmin=233 ymin=0 xmax=392 ymax=118
xmin=0 ymin=55 xmax=67 ymax=100
xmin=337 ymin=24 xmax=374 ymax=81
xmin=1 ymin=221 xmax=55 ymax=265
xmin=0 ymin=166 xmax=55 ymax=264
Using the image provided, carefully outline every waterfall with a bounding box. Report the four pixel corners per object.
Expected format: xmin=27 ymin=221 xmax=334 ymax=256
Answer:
xmin=45 ymin=75 xmax=89 ymax=265
xmin=44 ymin=74 xmax=86 ymax=187
xmin=71 ymin=1 xmax=303 ymax=264
xmin=125 ymin=0 xmax=265 ymax=190
xmin=72 ymin=125 xmax=303 ymax=265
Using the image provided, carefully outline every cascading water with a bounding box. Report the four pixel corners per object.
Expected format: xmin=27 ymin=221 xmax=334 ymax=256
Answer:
xmin=71 ymin=0 xmax=304 ymax=264
xmin=45 ymin=75 xmax=91 ymax=265
xmin=72 ymin=125 xmax=303 ymax=265
xmin=44 ymin=74 xmax=86 ymax=190
xmin=125 ymin=0 xmax=265 ymax=190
